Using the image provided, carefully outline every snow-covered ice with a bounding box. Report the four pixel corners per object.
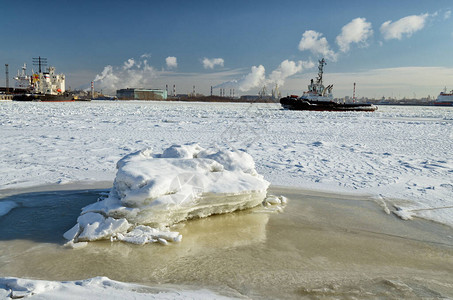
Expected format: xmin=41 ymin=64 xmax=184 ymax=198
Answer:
xmin=0 ymin=276 xmax=237 ymax=299
xmin=64 ymin=143 xmax=270 ymax=245
xmin=0 ymin=101 xmax=452 ymax=227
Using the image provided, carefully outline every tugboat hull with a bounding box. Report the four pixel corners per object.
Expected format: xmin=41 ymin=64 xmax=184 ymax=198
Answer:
xmin=280 ymin=97 xmax=377 ymax=112
xmin=280 ymin=58 xmax=377 ymax=112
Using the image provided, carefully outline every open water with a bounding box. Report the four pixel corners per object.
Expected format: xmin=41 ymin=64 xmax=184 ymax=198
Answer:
xmin=0 ymin=184 xmax=452 ymax=299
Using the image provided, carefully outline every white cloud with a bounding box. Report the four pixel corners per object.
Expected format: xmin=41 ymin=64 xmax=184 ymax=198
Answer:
xmin=268 ymin=60 xmax=314 ymax=86
xmin=380 ymin=13 xmax=429 ymax=40
xmin=202 ymin=57 xmax=225 ymax=69
xmin=298 ymin=30 xmax=338 ymax=61
xmin=444 ymin=10 xmax=451 ymax=20
xmin=166 ymin=56 xmax=178 ymax=69
xmin=336 ymin=17 xmax=373 ymax=52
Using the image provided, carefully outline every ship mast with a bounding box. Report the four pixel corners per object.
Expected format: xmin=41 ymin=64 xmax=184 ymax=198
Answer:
xmin=33 ymin=56 xmax=47 ymax=74
xmin=316 ymin=58 xmax=326 ymax=85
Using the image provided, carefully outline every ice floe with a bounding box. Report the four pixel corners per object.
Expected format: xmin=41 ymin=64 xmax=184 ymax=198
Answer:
xmin=64 ymin=144 xmax=270 ymax=246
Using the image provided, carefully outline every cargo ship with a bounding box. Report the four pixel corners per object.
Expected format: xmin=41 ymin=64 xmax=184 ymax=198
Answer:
xmin=434 ymin=88 xmax=453 ymax=106
xmin=280 ymin=58 xmax=377 ymax=112
xmin=13 ymin=60 xmax=74 ymax=102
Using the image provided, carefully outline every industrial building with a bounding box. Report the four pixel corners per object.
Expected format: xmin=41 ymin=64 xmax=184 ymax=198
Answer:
xmin=116 ymin=88 xmax=167 ymax=100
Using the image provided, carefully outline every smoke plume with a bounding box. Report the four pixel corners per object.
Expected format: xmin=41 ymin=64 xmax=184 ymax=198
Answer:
xmin=94 ymin=57 xmax=156 ymax=94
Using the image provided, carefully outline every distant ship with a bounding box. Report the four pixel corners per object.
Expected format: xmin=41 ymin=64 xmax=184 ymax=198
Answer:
xmin=434 ymin=88 xmax=453 ymax=106
xmin=280 ymin=58 xmax=377 ymax=112
xmin=13 ymin=59 xmax=74 ymax=102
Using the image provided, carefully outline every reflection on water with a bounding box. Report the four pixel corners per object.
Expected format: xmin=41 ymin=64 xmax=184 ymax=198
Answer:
xmin=0 ymin=186 xmax=453 ymax=299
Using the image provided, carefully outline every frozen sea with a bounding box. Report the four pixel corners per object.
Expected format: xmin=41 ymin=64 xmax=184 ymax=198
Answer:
xmin=0 ymin=101 xmax=452 ymax=298
xmin=1 ymin=101 xmax=452 ymax=225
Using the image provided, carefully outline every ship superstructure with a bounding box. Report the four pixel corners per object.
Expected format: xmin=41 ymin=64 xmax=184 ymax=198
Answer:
xmin=12 ymin=58 xmax=72 ymax=101
xmin=302 ymin=58 xmax=334 ymax=102
xmin=435 ymin=87 xmax=453 ymax=106
xmin=14 ymin=64 xmax=32 ymax=89
xmin=32 ymin=66 xmax=66 ymax=95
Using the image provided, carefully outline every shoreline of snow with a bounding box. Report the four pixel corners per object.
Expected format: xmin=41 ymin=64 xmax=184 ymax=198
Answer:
xmin=0 ymin=276 xmax=240 ymax=300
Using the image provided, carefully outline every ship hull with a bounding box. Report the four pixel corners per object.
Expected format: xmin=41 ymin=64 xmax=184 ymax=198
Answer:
xmin=433 ymin=102 xmax=453 ymax=106
xmin=13 ymin=93 xmax=74 ymax=102
xmin=280 ymin=97 xmax=377 ymax=112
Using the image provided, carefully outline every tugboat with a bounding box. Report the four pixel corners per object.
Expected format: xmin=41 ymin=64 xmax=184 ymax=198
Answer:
xmin=280 ymin=58 xmax=377 ymax=112
xmin=434 ymin=87 xmax=453 ymax=106
xmin=13 ymin=58 xmax=74 ymax=102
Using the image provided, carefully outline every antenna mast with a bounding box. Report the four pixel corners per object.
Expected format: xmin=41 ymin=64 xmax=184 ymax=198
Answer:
xmin=316 ymin=58 xmax=326 ymax=85
xmin=33 ymin=56 xmax=47 ymax=73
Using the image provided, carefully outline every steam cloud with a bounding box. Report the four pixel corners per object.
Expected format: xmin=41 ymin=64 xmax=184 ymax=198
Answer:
xmin=268 ymin=60 xmax=314 ymax=86
xmin=214 ymin=65 xmax=265 ymax=91
xmin=214 ymin=59 xmax=313 ymax=92
xmin=94 ymin=57 xmax=156 ymax=94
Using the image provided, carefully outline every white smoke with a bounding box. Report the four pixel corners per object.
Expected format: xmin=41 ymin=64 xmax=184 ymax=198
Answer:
xmin=240 ymin=65 xmax=265 ymax=91
xmin=214 ymin=59 xmax=313 ymax=92
xmin=202 ymin=58 xmax=225 ymax=69
xmin=213 ymin=65 xmax=265 ymax=91
xmin=298 ymin=30 xmax=338 ymax=61
xmin=380 ymin=13 xmax=429 ymax=40
xmin=267 ymin=60 xmax=314 ymax=86
xmin=123 ymin=58 xmax=135 ymax=70
xmin=336 ymin=18 xmax=373 ymax=52
xmin=94 ymin=57 xmax=156 ymax=94
xmin=166 ymin=56 xmax=177 ymax=69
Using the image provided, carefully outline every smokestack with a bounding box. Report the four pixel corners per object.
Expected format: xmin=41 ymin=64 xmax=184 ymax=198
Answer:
xmin=173 ymin=85 xmax=176 ymax=97
xmin=5 ymin=64 xmax=9 ymax=94
xmin=91 ymin=81 xmax=94 ymax=99
xmin=193 ymin=85 xmax=195 ymax=97
xmin=210 ymin=86 xmax=212 ymax=96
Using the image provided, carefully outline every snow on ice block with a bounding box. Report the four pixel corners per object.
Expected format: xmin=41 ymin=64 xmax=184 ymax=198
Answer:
xmin=64 ymin=143 xmax=270 ymax=245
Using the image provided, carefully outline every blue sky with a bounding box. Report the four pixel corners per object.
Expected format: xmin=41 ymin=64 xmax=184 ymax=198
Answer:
xmin=1 ymin=0 xmax=452 ymax=98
